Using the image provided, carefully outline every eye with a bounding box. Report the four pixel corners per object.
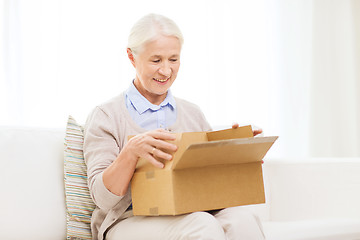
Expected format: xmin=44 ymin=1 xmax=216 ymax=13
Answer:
xmin=152 ymin=59 xmax=160 ymax=63
xmin=169 ymin=59 xmax=178 ymax=62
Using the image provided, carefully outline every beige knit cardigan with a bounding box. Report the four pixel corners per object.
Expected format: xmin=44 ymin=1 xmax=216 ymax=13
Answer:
xmin=83 ymin=92 xmax=211 ymax=240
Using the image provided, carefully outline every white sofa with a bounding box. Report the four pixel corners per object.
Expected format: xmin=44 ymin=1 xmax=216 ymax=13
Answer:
xmin=1 ymin=126 xmax=360 ymax=240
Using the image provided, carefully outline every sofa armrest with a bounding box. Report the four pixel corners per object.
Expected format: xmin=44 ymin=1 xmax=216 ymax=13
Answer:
xmin=0 ymin=127 xmax=67 ymax=240
xmin=263 ymin=158 xmax=360 ymax=221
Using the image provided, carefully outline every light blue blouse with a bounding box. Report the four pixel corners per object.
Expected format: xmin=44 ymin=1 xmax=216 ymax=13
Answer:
xmin=125 ymin=81 xmax=177 ymax=130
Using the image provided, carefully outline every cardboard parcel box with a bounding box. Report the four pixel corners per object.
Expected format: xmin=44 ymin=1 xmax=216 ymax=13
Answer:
xmin=130 ymin=125 xmax=278 ymax=216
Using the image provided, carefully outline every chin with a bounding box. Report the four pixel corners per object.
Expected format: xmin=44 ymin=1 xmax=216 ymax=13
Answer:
xmin=153 ymin=83 xmax=173 ymax=92
xmin=153 ymin=89 xmax=169 ymax=96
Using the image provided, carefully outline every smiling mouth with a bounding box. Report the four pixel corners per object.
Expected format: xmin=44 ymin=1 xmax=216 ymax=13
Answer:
xmin=153 ymin=77 xmax=170 ymax=83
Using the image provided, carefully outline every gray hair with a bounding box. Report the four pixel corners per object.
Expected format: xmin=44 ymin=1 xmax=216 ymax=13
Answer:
xmin=127 ymin=13 xmax=184 ymax=56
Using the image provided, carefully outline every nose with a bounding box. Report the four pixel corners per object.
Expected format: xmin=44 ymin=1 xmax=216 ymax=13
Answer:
xmin=158 ymin=62 xmax=172 ymax=77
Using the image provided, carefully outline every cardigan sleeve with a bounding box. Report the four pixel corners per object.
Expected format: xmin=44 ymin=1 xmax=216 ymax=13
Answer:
xmin=174 ymin=97 xmax=212 ymax=132
xmin=83 ymin=106 xmax=125 ymax=210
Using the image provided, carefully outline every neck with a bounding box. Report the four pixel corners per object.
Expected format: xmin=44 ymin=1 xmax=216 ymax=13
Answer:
xmin=146 ymin=93 xmax=167 ymax=105
xmin=133 ymin=81 xmax=167 ymax=105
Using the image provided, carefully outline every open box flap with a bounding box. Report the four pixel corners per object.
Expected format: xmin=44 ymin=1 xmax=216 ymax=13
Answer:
xmin=171 ymin=136 xmax=278 ymax=170
xmin=207 ymin=125 xmax=253 ymax=141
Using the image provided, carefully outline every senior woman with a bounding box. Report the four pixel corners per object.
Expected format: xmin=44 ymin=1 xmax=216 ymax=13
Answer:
xmin=83 ymin=13 xmax=265 ymax=240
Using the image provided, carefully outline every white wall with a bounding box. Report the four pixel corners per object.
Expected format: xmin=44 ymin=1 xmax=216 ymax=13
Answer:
xmin=1 ymin=0 xmax=359 ymax=158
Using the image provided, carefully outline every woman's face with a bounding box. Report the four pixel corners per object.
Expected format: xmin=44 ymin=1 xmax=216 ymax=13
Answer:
xmin=129 ymin=35 xmax=181 ymax=105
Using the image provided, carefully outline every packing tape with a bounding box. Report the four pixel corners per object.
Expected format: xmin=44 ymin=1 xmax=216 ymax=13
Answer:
xmin=149 ymin=207 xmax=159 ymax=215
xmin=146 ymin=171 xmax=155 ymax=179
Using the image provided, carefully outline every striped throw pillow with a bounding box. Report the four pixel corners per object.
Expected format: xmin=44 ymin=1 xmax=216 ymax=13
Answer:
xmin=64 ymin=116 xmax=96 ymax=240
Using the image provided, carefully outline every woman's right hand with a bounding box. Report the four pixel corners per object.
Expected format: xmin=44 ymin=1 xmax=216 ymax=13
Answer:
xmin=123 ymin=129 xmax=178 ymax=168
xmin=103 ymin=129 xmax=178 ymax=196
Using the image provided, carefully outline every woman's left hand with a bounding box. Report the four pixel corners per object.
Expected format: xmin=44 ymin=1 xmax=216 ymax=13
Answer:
xmin=232 ymin=123 xmax=264 ymax=164
xmin=232 ymin=123 xmax=263 ymax=137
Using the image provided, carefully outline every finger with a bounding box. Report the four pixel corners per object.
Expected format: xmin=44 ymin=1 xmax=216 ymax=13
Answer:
xmin=150 ymin=147 xmax=173 ymax=161
xmin=127 ymin=134 xmax=176 ymax=161
xmin=253 ymin=129 xmax=263 ymax=136
xmin=232 ymin=123 xmax=239 ymax=129
xmin=151 ymin=138 xmax=178 ymax=152
xmin=148 ymin=130 xmax=176 ymax=141
xmin=145 ymin=153 xmax=164 ymax=168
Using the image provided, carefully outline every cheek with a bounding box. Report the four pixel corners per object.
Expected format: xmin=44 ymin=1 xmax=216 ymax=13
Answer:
xmin=137 ymin=64 xmax=157 ymax=78
xmin=144 ymin=65 xmax=158 ymax=76
xmin=172 ymin=64 xmax=180 ymax=74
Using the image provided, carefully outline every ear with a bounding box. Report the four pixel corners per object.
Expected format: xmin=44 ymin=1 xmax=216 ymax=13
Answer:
xmin=127 ymin=48 xmax=136 ymax=67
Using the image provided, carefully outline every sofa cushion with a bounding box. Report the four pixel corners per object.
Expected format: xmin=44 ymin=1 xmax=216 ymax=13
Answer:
xmin=264 ymin=158 xmax=360 ymax=221
xmin=262 ymin=218 xmax=360 ymax=240
xmin=64 ymin=116 xmax=96 ymax=239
